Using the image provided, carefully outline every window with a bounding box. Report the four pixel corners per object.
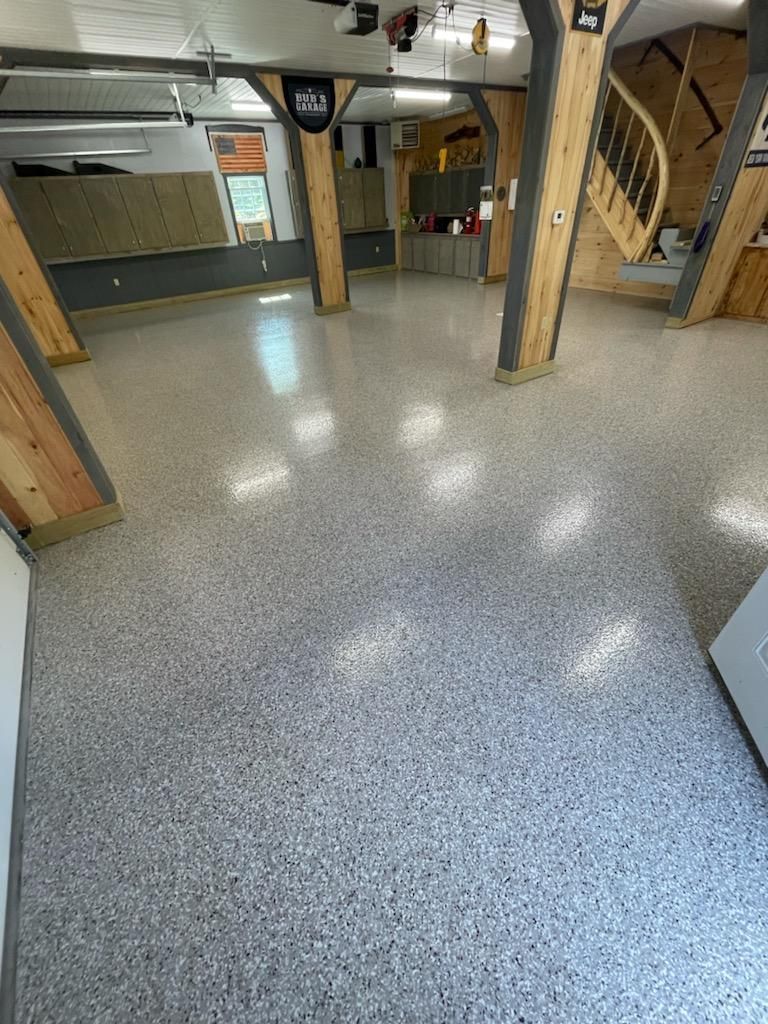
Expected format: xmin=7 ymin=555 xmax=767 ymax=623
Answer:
xmin=225 ymin=174 xmax=274 ymax=242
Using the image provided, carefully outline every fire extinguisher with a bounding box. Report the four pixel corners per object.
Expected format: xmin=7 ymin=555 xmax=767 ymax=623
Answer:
xmin=464 ymin=207 xmax=479 ymax=234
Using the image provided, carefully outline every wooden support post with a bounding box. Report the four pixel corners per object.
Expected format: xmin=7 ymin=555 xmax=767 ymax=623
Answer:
xmin=0 ymin=278 xmax=121 ymax=547
xmin=667 ymin=1 xmax=768 ymax=329
xmin=495 ymin=0 xmax=640 ymax=385
xmin=251 ymin=73 xmax=356 ymax=316
xmin=479 ymin=90 xmax=526 ymax=283
xmin=0 ymin=182 xmax=90 ymax=367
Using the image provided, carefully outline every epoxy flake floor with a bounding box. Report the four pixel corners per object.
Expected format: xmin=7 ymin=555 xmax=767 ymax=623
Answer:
xmin=16 ymin=275 xmax=768 ymax=1024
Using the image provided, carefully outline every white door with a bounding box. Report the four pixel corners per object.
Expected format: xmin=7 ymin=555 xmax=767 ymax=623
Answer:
xmin=710 ymin=566 xmax=768 ymax=765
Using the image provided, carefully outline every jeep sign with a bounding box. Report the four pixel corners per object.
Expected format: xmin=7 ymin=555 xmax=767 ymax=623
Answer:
xmin=572 ymin=0 xmax=607 ymax=34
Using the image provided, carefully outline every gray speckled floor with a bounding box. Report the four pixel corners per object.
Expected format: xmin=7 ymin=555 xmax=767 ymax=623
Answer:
xmin=16 ymin=274 xmax=768 ymax=1024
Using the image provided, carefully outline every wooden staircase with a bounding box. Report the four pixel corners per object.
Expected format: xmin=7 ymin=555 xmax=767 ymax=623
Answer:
xmin=587 ymin=70 xmax=671 ymax=277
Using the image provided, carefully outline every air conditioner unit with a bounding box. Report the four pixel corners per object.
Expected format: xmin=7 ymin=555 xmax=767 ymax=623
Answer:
xmin=244 ymin=221 xmax=267 ymax=242
xmin=391 ymin=120 xmax=420 ymax=150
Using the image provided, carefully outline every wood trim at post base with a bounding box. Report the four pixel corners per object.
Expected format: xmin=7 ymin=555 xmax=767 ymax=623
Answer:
xmin=494 ymin=360 xmax=556 ymax=385
xmin=47 ymin=349 xmax=91 ymax=367
xmin=349 ymin=265 xmax=397 ymax=278
xmin=478 ymin=273 xmax=508 ymax=285
xmin=664 ymin=314 xmax=712 ymax=329
xmin=314 ymin=301 xmax=351 ymax=316
xmin=26 ymin=500 xmax=124 ymax=549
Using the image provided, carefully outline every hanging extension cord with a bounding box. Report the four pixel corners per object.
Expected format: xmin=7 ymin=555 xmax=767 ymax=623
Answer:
xmin=247 ymin=237 xmax=268 ymax=274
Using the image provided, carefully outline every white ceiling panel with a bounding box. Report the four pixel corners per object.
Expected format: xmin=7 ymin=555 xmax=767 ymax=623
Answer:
xmin=0 ymin=0 xmax=749 ymax=94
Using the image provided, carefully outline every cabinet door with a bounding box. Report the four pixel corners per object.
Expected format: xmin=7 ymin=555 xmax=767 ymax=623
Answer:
xmin=340 ymin=169 xmax=365 ymax=230
xmin=454 ymin=240 xmax=471 ymax=278
xmin=362 ymin=168 xmax=386 ymax=227
xmin=118 ymin=175 xmax=171 ymax=250
xmin=438 ymin=237 xmax=455 ymax=275
xmin=183 ymin=172 xmax=228 ymax=244
xmin=80 ymin=176 xmax=139 ymax=254
xmin=42 ymin=178 xmax=106 ymax=257
xmin=11 ymin=179 xmax=70 ymax=259
xmin=450 ymin=170 xmax=468 ymax=214
xmin=434 ymin=171 xmax=452 ymax=215
xmin=151 ymin=174 xmax=200 ymax=247
xmin=466 ymin=167 xmax=485 ymax=209
xmin=424 ymin=239 xmax=439 ymax=273
xmin=412 ymin=235 xmax=426 ymax=271
xmin=410 ymin=174 xmax=435 ymax=216
xmin=469 ymin=237 xmax=481 ymax=279
xmin=401 ymin=233 xmax=413 ymax=269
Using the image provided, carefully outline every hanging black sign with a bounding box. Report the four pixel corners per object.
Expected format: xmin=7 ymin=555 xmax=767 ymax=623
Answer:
xmin=282 ymin=76 xmax=336 ymax=134
xmin=572 ymin=0 xmax=607 ymax=34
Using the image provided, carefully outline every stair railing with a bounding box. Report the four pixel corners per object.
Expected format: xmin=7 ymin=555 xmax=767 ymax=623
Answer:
xmin=589 ymin=69 xmax=670 ymax=262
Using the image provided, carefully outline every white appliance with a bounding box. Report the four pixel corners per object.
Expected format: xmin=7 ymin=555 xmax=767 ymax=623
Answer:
xmin=391 ymin=120 xmax=420 ymax=150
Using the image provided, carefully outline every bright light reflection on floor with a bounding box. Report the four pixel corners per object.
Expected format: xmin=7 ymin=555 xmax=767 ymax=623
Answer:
xmin=257 ymin=334 xmax=300 ymax=395
xmin=536 ymin=496 xmax=593 ymax=552
xmin=333 ymin=612 xmax=416 ymax=679
xmin=258 ymin=293 xmax=293 ymax=304
xmin=574 ymin=618 xmax=640 ymax=680
xmin=293 ymin=410 xmax=335 ymax=442
xmin=429 ymin=457 xmax=480 ymax=498
xmin=398 ymin=404 xmax=444 ymax=447
xmin=710 ymin=497 xmax=768 ymax=546
xmin=229 ymin=462 xmax=291 ymax=499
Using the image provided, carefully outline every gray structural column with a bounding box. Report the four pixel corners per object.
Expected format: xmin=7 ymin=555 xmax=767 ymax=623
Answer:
xmin=496 ymin=0 xmax=640 ymax=385
xmin=668 ymin=0 xmax=768 ymax=324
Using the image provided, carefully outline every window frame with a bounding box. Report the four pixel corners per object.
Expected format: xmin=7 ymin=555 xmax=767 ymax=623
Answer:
xmin=223 ymin=171 xmax=277 ymax=244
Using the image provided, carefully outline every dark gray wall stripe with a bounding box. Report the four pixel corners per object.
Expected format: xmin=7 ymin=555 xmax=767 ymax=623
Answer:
xmin=669 ymin=74 xmax=768 ymax=319
xmin=467 ymin=86 xmax=497 ymax=281
xmin=748 ymin=0 xmax=768 ymax=75
xmin=0 ymin=181 xmax=87 ymax=355
xmin=549 ymin=0 xmax=642 ymax=359
xmin=0 ymin=278 xmax=117 ymax=505
xmin=497 ymin=0 xmax=563 ymax=372
xmin=0 ymin=556 xmax=36 ymax=1024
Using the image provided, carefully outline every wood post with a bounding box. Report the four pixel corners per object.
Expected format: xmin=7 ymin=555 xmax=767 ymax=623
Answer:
xmin=495 ymin=0 xmax=640 ymax=385
xmin=667 ymin=1 xmax=768 ymax=329
xmin=252 ymin=73 xmax=356 ymax=315
xmin=0 ymin=277 xmax=122 ymax=547
xmin=0 ymin=182 xmax=90 ymax=367
xmin=480 ymin=90 xmax=526 ymax=282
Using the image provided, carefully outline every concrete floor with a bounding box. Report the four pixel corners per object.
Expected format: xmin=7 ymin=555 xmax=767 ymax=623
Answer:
xmin=15 ymin=274 xmax=768 ymax=1023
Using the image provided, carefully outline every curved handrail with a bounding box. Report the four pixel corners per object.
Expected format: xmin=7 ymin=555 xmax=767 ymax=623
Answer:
xmin=606 ymin=69 xmax=670 ymax=261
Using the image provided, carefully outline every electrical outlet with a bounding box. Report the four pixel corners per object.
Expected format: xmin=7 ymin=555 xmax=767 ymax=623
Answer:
xmin=113 ymin=278 xmax=120 ymax=287
xmin=375 ymin=245 xmax=380 ymax=253
xmin=552 ymin=210 xmax=566 ymax=225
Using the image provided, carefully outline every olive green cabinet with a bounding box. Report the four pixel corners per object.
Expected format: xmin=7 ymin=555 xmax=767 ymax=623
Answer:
xmin=338 ymin=167 xmax=387 ymax=230
xmin=400 ymin=233 xmax=481 ymax=279
xmin=10 ymin=171 xmax=228 ymax=260
xmin=410 ymin=166 xmax=486 ymax=217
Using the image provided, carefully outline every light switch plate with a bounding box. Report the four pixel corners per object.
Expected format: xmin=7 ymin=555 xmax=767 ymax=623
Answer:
xmin=552 ymin=209 xmax=566 ymax=225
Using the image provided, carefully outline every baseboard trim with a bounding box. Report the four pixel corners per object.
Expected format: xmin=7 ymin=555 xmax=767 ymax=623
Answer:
xmin=478 ymin=273 xmax=507 ymax=284
xmin=314 ymin=302 xmax=352 ymax=316
xmin=26 ymin=500 xmax=124 ymax=549
xmin=495 ymin=360 xmax=556 ymax=386
xmin=71 ymin=278 xmax=311 ymax=319
xmin=47 ymin=348 xmax=91 ymax=367
xmin=349 ymin=265 xmax=397 ymax=277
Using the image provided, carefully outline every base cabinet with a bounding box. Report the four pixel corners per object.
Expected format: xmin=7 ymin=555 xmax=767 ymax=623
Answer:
xmin=400 ymin=233 xmax=481 ymax=279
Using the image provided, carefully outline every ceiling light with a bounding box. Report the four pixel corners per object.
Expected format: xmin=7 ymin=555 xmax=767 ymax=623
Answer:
xmin=432 ymin=26 xmax=516 ymax=50
xmin=394 ymin=88 xmax=452 ymax=102
xmin=231 ymin=102 xmax=271 ymax=113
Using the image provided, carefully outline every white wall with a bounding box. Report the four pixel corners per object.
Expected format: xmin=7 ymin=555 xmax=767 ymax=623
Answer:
xmin=0 ymin=120 xmax=297 ymax=244
xmin=0 ymin=529 xmax=30 ymax=973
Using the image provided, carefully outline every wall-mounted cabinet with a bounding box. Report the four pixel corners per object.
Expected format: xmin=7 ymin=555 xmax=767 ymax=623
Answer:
xmin=338 ymin=167 xmax=387 ymax=231
xmin=10 ymin=171 xmax=229 ymax=261
xmin=409 ymin=166 xmax=486 ymax=216
xmin=401 ymin=232 xmax=481 ymax=279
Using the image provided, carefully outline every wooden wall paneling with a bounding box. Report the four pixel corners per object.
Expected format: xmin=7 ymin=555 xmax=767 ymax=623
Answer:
xmin=10 ymin=179 xmax=69 ymax=259
xmin=183 ymin=172 xmax=229 ymax=244
xmin=0 ymin=184 xmax=87 ymax=365
xmin=721 ymin=247 xmax=768 ymax=319
xmin=482 ymin=89 xmax=526 ymax=280
xmin=151 ymin=174 xmax=200 ymax=247
xmin=80 ymin=176 xmax=139 ymax=254
xmin=42 ymin=178 xmax=106 ymax=257
xmin=118 ymin=175 xmax=171 ymax=250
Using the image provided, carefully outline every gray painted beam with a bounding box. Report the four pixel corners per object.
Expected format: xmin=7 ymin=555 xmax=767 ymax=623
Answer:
xmin=0 ymin=278 xmax=117 ymax=506
xmin=467 ymin=86 xmax=497 ymax=281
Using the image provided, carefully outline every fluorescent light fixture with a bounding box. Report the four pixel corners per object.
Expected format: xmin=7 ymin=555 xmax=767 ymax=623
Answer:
xmin=394 ymin=88 xmax=452 ymax=102
xmin=231 ymin=102 xmax=271 ymax=113
xmin=432 ymin=26 xmax=517 ymax=50
xmin=258 ymin=293 xmax=292 ymax=304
